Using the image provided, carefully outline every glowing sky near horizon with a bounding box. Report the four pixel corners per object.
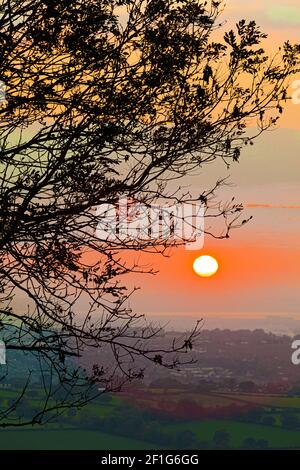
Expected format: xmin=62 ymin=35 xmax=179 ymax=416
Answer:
xmin=130 ymin=0 xmax=300 ymax=317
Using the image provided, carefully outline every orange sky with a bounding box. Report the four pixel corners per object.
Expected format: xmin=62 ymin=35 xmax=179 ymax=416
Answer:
xmin=126 ymin=1 xmax=300 ymax=318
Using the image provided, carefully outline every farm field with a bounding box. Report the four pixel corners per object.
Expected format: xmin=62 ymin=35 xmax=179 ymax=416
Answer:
xmin=122 ymin=388 xmax=300 ymax=411
xmin=164 ymin=419 xmax=300 ymax=449
xmin=2 ymin=388 xmax=300 ymax=449
xmin=0 ymin=429 xmax=159 ymax=450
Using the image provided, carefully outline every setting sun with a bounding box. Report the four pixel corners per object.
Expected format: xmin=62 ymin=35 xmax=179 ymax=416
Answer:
xmin=193 ymin=255 xmax=219 ymax=278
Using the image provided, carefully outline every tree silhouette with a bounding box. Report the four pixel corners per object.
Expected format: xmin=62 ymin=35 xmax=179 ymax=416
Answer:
xmin=0 ymin=0 xmax=299 ymax=425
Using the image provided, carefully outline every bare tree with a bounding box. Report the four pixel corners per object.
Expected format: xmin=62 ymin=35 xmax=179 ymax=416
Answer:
xmin=0 ymin=0 xmax=298 ymax=425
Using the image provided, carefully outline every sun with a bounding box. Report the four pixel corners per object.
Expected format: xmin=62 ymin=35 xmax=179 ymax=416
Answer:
xmin=193 ymin=255 xmax=219 ymax=278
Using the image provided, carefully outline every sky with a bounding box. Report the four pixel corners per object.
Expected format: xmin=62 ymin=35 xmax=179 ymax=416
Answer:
xmin=11 ymin=1 xmax=300 ymax=325
xmin=129 ymin=0 xmax=300 ymax=320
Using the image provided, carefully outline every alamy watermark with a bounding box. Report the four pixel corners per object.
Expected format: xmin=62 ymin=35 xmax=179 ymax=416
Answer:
xmin=0 ymin=81 xmax=6 ymax=104
xmin=95 ymin=197 xmax=205 ymax=250
xmin=291 ymin=80 xmax=300 ymax=105
xmin=0 ymin=341 xmax=6 ymax=365
xmin=291 ymin=340 xmax=300 ymax=365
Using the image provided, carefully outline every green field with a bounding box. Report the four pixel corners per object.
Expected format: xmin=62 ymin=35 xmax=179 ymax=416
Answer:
xmin=2 ymin=420 xmax=300 ymax=449
xmin=0 ymin=429 xmax=160 ymax=450
xmin=165 ymin=419 xmax=300 ymax=449
xmin=2 ymin=388 xmax=300 ymax=449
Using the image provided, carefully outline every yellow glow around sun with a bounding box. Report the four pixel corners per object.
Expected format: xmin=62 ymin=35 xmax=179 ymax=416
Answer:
xmin=193 ymin=255 xmax=219 ymax=277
